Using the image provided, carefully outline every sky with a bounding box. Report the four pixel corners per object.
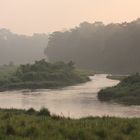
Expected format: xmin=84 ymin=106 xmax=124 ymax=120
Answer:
xmin=0 ymin=0 xmax=140 ymax=35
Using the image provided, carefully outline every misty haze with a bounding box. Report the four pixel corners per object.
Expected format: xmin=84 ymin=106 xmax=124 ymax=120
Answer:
xmin=0 ymin=0 xmax=140 ymax=140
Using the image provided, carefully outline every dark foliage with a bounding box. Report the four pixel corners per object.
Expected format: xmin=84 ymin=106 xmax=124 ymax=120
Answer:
xmin=0 ymin=60 xmax=90 ymax=91
xmin=37 ymin=108 xmax=50 ymax=116
xmin=46 ymin=19 xmax=140 ymax=74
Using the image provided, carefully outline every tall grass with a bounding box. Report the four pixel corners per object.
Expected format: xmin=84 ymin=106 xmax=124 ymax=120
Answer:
xmin=0 ymin=108 xmax=139 ymax=139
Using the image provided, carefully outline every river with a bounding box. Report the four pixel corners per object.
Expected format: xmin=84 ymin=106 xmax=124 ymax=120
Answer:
xmin=0 ymin=74 xmax=140 ymax=118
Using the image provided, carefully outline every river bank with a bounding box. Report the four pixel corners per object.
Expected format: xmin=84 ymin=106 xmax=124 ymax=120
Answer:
xmin=0 ymin=108 xmax=139 ymax=140
xmin=0 ymin=60 xmax=90 ymax=91
xmin=98 ymin=74 xmax=140 ymax=105
xmin=0 ymin=74 xmax=140 ymax=118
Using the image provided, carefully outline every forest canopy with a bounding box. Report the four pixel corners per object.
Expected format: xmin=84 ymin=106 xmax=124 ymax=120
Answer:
xmin=45 ymin=19 xmax=140 ymax=74
xmin=0 ymin=29 xmax=48 ymax=65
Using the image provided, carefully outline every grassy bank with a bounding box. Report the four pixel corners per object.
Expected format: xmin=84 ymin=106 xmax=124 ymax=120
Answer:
xmin=0 ymin=60 xmax=90 ymax=91
xmin=0 ymin=108 xmax=139 ymax=140
xmin=98 ymin=73 xmax=140 ymax=105
xmin=107 ymin=75 xmax=127 ymax=81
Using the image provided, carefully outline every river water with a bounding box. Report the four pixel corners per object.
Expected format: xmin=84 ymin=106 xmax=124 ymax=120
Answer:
xmin=0 ymin=74 xmax=140 ymax=118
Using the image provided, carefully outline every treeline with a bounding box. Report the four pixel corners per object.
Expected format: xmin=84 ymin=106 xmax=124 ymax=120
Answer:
xmin=46 ymin=19 xmax=140 ymax=74
xmin=0 ymin=29 xmax=48 ymax=65
xmin=0 ymin=60 xmax=89 ymax=91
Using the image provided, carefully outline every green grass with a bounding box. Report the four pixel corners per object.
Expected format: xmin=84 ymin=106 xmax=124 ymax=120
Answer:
xmin=98 ymin=73 xmax=140 ymax=105
xmin=0 ymin=108 xmax=139 ymax=140
xmin=107 ymin=75 xmax=128 ymax=81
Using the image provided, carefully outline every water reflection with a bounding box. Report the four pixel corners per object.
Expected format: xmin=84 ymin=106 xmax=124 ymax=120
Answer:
xmin=0 ymin=74 xmax=140 ymax=118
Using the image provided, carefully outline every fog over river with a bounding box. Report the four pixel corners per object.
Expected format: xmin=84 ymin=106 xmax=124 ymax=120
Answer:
xmin=0 ymin=74 xmax=140 ymax=118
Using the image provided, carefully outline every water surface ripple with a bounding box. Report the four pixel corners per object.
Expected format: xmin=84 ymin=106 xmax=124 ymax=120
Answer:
xmin=0 ymin=74 xmax=140 ymax=118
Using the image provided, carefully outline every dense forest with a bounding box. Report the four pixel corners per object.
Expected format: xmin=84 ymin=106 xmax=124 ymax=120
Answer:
xmin=98 ymin=73 xmax=140 ymax=105
xmin=0 ymin=29 xmax=48 ymax=65
xmin=0 ymin=60 xmax=89 ymax=91
xmin=46 ymin=19 xmax=140 ymax=74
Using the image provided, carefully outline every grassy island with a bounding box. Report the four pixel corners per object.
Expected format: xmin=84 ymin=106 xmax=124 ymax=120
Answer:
xmin=0 ymin=60 xmax=90 ymax=91
xmin=98 ymin=73 xmax=140 ymax=105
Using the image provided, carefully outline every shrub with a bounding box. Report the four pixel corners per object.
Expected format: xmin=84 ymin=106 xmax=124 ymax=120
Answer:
xmin=26 ymin=108 xmax=36 ymax=115
xmin=37 ymin=108 xmax=50 ymax=116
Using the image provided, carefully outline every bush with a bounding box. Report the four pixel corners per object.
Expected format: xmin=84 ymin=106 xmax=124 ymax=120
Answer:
xmin=37 ymin=108 xmax=50 ymax=116
xmin=26 ymin=108 xmax=36 ymax=115
xmin=98 ymin=74 xmax=140 ymax=105
xmin=0 ymin=60 xmax=90 ymax=91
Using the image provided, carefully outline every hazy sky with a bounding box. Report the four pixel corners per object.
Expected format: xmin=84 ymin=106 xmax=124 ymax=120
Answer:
xmin=0 ymin=0 xmax=140 ymax=35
